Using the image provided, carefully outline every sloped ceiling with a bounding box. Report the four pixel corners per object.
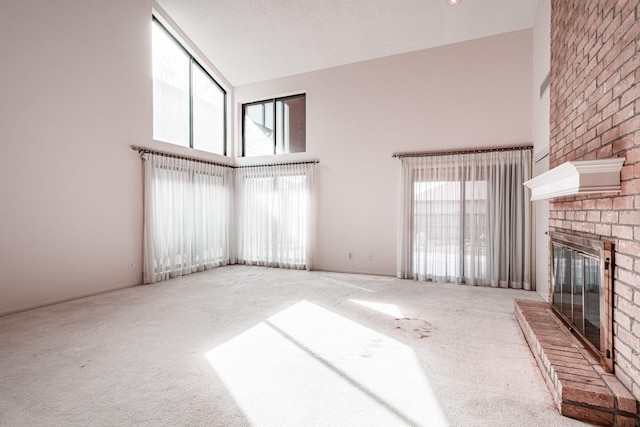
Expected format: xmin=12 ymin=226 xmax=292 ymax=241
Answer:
xmin=154 ymin=0 xmax=538 ymax=86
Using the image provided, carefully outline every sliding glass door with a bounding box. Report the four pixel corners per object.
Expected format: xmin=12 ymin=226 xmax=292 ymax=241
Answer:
xmin=398 ymin=149 xmax=531 ymax=288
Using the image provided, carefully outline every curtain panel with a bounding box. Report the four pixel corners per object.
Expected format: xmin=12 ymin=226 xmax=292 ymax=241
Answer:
xmin=235 ymin=163 xmax=314 ymax=270
xmin=397 ymin=149 xmax=532 ymax=289
xmin=142 ymin=153 xmax=233 ymax=284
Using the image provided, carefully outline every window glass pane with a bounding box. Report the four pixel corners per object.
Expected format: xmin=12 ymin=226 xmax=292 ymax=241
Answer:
xmin=247 ymin=104 xmax=263 ymax=126
xmin=152 ymin=21 xmax=189 ymax=147
xmin=584 ymin=255 xmax=601 ymax=349
xmin=264 ymin=101 xmax=274 ymax=134
xmin=463 ymin=180 xmax=486 ymax=278
xmin=412 ymin=181 xmax=461 ymax=279
xmin=282 ymin=96 xmax=306 ymax=154
xmin=552 ymin=244 xmax=565 ymax=314
xmin=192 ymin=63 xmax=225 ymax=155
xmin=276 ymin=174 xmax=308 ymax=263
xmin=276 ymin=100 xmax=284 ymax=154
xmin=244 ymin=102 xmax=274 ymax=156
xmin=572 ymin=252 xmax=584 ymax=335
xmin=243 ymin=95 xmax=305 ymax=156
xmin=560 ymin=248 xmax=573 ymax=321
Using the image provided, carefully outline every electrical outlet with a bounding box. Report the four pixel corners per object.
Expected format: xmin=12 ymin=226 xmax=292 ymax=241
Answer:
xmin=348 ymin=252 xmax=353 ymax=260
xmin=129 ymin=261 xmax=135 ymax=270
xmin=368 ymin=253 xmax=373 ymax=261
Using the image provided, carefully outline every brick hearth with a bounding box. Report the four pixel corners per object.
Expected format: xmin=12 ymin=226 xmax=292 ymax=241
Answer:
xmin=515 ymin=300 xmax=638 ymax=426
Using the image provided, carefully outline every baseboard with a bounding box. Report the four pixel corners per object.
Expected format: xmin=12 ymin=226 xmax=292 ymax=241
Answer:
xmin=0 ymin=282 xmax=139 ymax=318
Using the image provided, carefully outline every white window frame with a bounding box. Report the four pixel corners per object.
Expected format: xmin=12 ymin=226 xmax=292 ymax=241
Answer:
xmin=151 ymin=13 xmax=228 ymax=156
xmin=241 ymin=94 xmax=306 ymax=157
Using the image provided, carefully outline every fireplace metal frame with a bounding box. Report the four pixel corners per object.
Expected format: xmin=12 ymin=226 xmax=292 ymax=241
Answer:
xmin=549 ymin=231 xmax=614 ymax=373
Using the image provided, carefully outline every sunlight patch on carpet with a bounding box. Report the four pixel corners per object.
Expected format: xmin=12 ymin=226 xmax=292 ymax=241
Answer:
xmin=205 ymin=300 xmax=448 ymax=426
xmin=349 ymin=299 xmax=404 ymax=318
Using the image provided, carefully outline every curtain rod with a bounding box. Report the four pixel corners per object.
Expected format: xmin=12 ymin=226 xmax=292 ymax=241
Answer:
xmin=392 ymin=145 xmax=533 ymax=158
xmin=131 ymin=145 xmax=233 ymax=168
xmin=235 ymin=160 xmax=319 ymax=168
xmin=130 ymin=145 xmax=319 ymax=168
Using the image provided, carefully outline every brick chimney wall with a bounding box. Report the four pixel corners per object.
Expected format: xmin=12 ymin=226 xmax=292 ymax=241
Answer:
xmin=549 ymin=0 xmax=640 ymax=400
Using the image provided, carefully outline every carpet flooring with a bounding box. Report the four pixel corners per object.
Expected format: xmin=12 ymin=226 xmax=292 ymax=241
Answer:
xmin=0 ymin=266 xmax=588 ymax=426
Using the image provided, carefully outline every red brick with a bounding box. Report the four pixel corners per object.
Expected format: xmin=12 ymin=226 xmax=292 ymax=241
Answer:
xmin=560 ymin=381 xmax=615 ymax=408
xmin=613 ymin=195 xmax=634 ymax=209
xmin=613 ymin=41 xmax=636 ymax=70
xmin=595 ymin=223 xmax=612 ymax=236
xmin=621 ymin=164 xmax=635 ymax=180
xmin=561 ymin=403 xmax=614 ymax=425
xmin=617 ymin=291 xmax=640 ymax=320
xmin=612 ymin=134 xmax=636 ymax=154
xmin=557 ymin=371 xmax=607 ymax=386
xmin=615 ymin=415 xmax=637 ymax=427
xmin=628 ymin=149 xmax=640 ymax=164
xmin=600 ymin=127 xmax=620 ymax=146
xmin=620 ymin=77 xmax=640 ymax=107
xmin=596 ymin=117 xmax=613 ymax=137
xmin=574 ymin=211 xmax=587 ymax=221
xmin=596 ymin=198 xmax=613 ymax=209
xmin=615 ymin=328 xmax=640 ymax=355
xmin=613 ymin=336 xmax=633 ymax=366
xmin=612 ymin=224 xmax=634 ymax=239
xmin=612 ymin=102 xmax=635 ymax=126
xmin=597 ymin=143 xmax=613 ymax=158
xmin=601 ymin=210 xmax=619 ymax=223
xmin=554 ymin=364 xmax=600 ymax=377
xmin=618 ymin=268 xmax=639 ymax=288
xmin=619 ymin=210 xmax=640 ymax=225
xmin=616 ymin=3 xmax=639 ymax=37
xmin=614 ymin=254 xmax=633 ymax=270
xmin=614 ymin=310 xmax=632 ymax=332
xmin=618 ymin=115 xmax=640 ymax=137
xmin=588 ymin=112 xmax=603 ymax=130
xmin=586 ymin=211 xmax=601 ymax=222
xmin=597 ymin=88 xmax=614 ymax=111
xmin=621 ymin=178 xmax=640 ymax=193
xmin=575 ymin=221 xmax=596 ymax=233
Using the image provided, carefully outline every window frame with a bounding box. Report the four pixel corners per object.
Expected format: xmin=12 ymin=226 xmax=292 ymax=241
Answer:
xmin=241 ymin=94 xmax=306 ymax=157
xmin=152 ymin=16 xmax=227 ymax=156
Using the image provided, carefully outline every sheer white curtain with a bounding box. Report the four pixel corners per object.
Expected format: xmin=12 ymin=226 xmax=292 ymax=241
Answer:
xmin=397 ymin=149 xmax=532 ymax=289
xmin=143 ymin=153 xmax=233 ymax=284
xmin=235 ymin=163 xmax=314 ymax=270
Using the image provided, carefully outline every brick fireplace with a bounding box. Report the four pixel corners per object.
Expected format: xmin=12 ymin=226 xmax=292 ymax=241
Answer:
xmin=516 ymin=1 xmax=640 ymax=425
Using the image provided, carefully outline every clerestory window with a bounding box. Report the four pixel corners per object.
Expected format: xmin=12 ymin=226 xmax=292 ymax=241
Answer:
xmin=152 ymin=18 xmax=227 ymax=156
xmin=242 ymin=94 xmax=306 ymax=157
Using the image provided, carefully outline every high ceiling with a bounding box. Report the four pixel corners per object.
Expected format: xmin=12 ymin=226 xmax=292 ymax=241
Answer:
xmin=155 ymin=0 xmax=538 ymax=87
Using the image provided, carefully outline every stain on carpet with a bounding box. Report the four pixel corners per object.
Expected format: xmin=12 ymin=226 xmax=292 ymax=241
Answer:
xmin=393 ymin=318 xmax=433 ymax=339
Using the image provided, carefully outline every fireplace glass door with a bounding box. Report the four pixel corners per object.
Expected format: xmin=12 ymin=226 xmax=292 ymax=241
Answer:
xmin=552 ymin=243 xmax=601 ymax=351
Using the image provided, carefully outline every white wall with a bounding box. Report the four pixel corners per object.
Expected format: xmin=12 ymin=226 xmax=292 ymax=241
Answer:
xmin=0 ymin=0 xmax=153 ymax=315
xmin=0 ymin=0 xmax=236 ymax=315
xmin=236 ymin=30 xmax=533 ymax=276
xmin=532 ymin=0 xmax=551 ymax=301
xmin=0 ymin=0 xmax=237 ymax=315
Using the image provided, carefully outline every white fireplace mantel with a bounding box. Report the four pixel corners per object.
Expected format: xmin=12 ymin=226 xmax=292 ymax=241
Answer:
xmin=523 ymin=158 xmax=625 ymax=201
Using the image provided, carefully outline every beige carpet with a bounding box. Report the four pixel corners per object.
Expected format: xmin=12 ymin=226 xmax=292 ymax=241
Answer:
xmin=0 ymin=266 xmax=588 ymax=426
